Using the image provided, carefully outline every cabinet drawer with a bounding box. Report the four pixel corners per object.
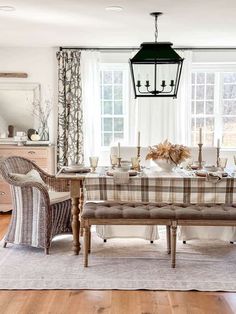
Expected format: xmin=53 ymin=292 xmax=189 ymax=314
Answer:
xmin=29 ymin=158 xmax=48 ymax=169
xmin=0 ymin=148 xmax=48 ymax=159
xmin=0 ymin=182 xmax=11 ymax=204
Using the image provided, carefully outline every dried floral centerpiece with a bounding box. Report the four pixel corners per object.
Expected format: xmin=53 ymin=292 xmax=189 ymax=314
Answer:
xmin=32 ymin=99 xmax=52 ymax=141
xmin=146 ymin=140 xmax=190 ymax=171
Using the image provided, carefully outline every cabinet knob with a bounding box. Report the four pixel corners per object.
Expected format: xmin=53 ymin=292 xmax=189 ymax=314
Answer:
xmin=0 ymin=191 xmax=6 ymax=196
xmin=28 ymin=151 xmax=36 ymax=154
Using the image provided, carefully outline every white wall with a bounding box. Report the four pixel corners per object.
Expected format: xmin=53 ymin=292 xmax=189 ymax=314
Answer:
xmin=0 ymin=47 xmax=57 ymax=142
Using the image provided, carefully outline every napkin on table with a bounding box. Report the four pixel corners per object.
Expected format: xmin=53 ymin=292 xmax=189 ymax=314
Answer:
xmin=113 ymin=171 xmax=130 ymax=185
xmin=206 ymin=172 xmax=222 ymax=183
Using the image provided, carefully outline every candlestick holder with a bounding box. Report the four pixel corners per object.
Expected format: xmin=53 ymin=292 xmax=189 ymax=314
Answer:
xmin=198 ymin=143 xmax=203 ymax=169
xmin=136 ymin=146 xmax=141 ymax=171
xmin=117 ymin=157 xmax=122 ymax=168
xmin=216 ymin=147 xmax=220 ymax=168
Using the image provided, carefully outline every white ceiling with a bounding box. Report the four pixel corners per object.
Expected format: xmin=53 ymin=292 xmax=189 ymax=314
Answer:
xmin=0 ymin=0 xmax=236 ymax=47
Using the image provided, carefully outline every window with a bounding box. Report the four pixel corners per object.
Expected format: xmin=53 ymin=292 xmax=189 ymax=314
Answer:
xmin=100 ymin=64 xmax=129 ymax=148
xmin=191 ymin=69 xmax=236 ymax=148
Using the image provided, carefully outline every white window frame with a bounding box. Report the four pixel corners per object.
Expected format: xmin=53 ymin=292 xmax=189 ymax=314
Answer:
xmin=99 ymin=63 xmax=129 ymax=151
xmin=191 ymin=63 xmax=236 ymax=149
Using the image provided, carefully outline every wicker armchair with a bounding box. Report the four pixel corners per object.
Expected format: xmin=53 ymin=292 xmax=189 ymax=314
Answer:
xmin=0 ymin=156 xmax=72 ymax=254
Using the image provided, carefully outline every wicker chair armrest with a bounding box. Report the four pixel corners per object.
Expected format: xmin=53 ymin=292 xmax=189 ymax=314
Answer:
xmin=27 ymin=161 xmax=70 ymax=192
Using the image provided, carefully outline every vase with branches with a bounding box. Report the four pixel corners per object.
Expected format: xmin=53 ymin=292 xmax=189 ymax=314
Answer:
xmin=32 ymin=99 xmax=52 ymax=141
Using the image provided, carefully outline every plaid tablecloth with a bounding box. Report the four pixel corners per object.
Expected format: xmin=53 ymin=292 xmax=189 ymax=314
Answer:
xmin=85 ymin=169 xmax=236 ymax=204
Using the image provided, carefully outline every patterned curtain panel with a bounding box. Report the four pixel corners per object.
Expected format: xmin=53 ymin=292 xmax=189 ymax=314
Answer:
xmin=56 ymin=50 xmax=83 ymax=168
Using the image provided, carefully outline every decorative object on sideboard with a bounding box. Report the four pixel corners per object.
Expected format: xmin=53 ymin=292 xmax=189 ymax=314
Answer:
xmin=129 ymin=12 xmax=184 ymax=98
xmin=146 ymin=140 xmax=190 ymax=171
xmin=8 ymin=125 xmax=14 ymax=137
xmin=0 ymin=72 xmax=28 ymax=78
xmin=32 ymin=99 xmax=52 ymax=141
xmin=30 ymin=131 xmax=40 ymax=141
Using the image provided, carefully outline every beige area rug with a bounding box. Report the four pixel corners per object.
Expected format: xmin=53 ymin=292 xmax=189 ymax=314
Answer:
xmin=1 ymin=233 xmax=236 ymax=291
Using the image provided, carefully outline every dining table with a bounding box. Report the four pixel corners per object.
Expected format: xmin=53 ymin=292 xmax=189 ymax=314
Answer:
xmin=57 ymin=167 xmax=236 ymax=255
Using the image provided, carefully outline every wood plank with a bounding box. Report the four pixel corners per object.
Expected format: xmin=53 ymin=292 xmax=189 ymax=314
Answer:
xmin=1 ymin=213 xmax=236 ymax=314
xmin=0 ymin=73 xmax=28 ymax=78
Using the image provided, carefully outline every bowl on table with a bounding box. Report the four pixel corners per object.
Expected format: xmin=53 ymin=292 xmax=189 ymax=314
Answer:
xmin=120 ymin=160 xmax=131 ymax=171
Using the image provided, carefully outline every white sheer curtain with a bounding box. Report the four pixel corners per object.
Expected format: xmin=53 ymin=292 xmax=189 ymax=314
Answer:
xmin=131 ymin=50 xmax=192 ymax=146
xmin=81 ymin=51 xmax=101 ymax=164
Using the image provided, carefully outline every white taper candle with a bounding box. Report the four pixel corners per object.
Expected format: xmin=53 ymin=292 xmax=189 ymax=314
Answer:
xmin=118 ymin=142 xmax=120 ymax=158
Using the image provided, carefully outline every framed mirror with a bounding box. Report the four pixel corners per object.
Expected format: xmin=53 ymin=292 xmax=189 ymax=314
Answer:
xmin=0 ymin=82 xmax=40 ymax=139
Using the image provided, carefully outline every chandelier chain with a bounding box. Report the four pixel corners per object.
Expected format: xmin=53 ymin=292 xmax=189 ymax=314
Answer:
xmin=155 ymin=14 xmax=158 ymax=42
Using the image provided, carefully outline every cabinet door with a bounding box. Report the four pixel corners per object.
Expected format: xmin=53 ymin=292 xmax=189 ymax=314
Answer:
xmin=0 ymin=181 xmax=11 ymax=204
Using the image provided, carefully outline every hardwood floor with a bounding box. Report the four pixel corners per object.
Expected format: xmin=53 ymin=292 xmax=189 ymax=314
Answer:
xmin=1 ymin=213 xmax=236 ymax=314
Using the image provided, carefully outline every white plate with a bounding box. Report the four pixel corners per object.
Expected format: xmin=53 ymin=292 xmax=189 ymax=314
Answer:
xmin=63 ymin=166 xmax=91 ymax=173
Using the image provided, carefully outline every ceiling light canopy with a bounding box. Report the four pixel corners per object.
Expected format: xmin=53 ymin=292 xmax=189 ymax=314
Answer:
xmin=130 ymin=12 xmax=184 ymax=98
xmin=105 ymin=6 xmax=123 ymax=12
xmin=0 ymin=5 xmax=15 ymax=11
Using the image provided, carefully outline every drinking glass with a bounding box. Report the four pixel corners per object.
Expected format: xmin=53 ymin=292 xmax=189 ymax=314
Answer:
xmin=131 ymin=157 xmax=139 ymax=170
xmin=218 ymin=157 xmax=227 ymax=170
xmin=110 ymin=154 xmax=118 ymax=169
xmin=89 ymin=156 xmax=99 ymax=172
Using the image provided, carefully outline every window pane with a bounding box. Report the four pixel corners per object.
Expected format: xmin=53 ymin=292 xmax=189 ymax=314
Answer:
xmin=103 ymin=101 xmax=112 ymax=114
xmin=196 ymin=85 xmax=204 ymax=99
xmin=223 ymin=84 xmax=236 ymax=99
xmin=222 ymin=117 xmax=236 ymax=132
xmin=114 ymin=101 xmax=123 ymax=115
xmin=205 ymin=133 xmax=214 ymax=146
xmin=114 ymin=132 xmax=124 ymax=142
xmin=191 ymin=86 xmax=195 ymax=99
xmin=191 ymin=101 xmax=195 ymax=114
xmin=191 ymin=73 xmax=195 ymax=84
xmin=196 ymin=101 xmax=204 ymax=114
xmin=191 ymin=118 xmax=195 ymax=129
xmin=103 ymin=133 xmax=113 ymax=146
xmin=103 ymin=118 xmax=112 ymax=131
xmin=114 ymin=86 xmax=122 ymax=99
xmin=206 ymin=117 xmax=214 ymax=132
xmin=206 ymin=73 xmax=215 ymax=84
xmin=223 ymin=100 xmax=236 ymax=115
xmin=103 ymin=71 xmax=112 ymax=84
xmin=114 ymin=118 xmax=123 ymax=131
xmin=206 ymin=85 xmax=214 ymax=99
xmin=223 ymin=73 xmax=236 ymax=83
xmin=114 ymin=71 xmax=123 ymax=84
xmin=206 ymin=101 xmax=214 ymax=114
xmin=197 ymin=73 xmax=205 ymax=84
xmin=222 ymin=133 xmax=236 ymax=147
xmin=103 ymin=85 xmax=112 ymax=99
xmin=196 ymin=118 xmax=204 ymax=128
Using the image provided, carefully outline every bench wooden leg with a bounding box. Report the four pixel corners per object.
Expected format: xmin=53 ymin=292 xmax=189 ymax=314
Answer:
xmin=171 ymin=222 xmax=177 ymax=268
xmin=84 ymin=224 xmax=90 ymax=267
xmin=88 ymin=227 xmax=91 ymax=254
xmin=166 ymin=225 xmax=171 ymax=254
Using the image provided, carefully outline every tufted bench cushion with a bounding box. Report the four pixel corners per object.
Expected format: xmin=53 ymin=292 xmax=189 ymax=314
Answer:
xmin=82 ymin=201 xmax=174 ymax=219
xmin=82 ymin=202 xmax=236 ymax=221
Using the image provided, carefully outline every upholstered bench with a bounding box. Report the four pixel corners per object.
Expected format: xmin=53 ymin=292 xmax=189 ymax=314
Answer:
xmin=169 ymin=203 xmax=236 ymax=267
xmin=81 ymin=201 xmax=177 ymax=267
xmin=82 ymin=202 xmax=236 ymax=268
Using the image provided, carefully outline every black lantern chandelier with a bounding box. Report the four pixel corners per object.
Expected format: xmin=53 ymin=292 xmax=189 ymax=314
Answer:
xmin=130 ymin=12 xmax=184 ymax=98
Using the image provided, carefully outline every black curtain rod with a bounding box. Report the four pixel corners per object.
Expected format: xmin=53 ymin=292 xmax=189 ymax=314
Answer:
xmin=59 ymin=46 xmax=236 ymax=51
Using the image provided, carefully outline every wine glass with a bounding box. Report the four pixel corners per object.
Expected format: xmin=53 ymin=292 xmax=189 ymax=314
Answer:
xmin=89 ymin=156 xmax=99 ymax=172
xmin=218 ymin=157 xmax=227 ymax=171
xmin=110 ymin=154 xmax=118 ymax=169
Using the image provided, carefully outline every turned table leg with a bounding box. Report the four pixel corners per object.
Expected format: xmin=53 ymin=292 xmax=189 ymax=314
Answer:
xmin=171 ymin=222 xmax=177 ymax=268
xmin=71 ymin=180 xmax=82 ymax=255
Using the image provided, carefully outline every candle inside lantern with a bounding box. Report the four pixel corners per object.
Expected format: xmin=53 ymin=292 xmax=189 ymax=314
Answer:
xmin=199 ymin=127 xmax=202 ymax=144
xmin=217 ymin=139 xmax=220 ymax=148
xmin=137 ymin=131 xmax=140 ymax=147
xmin=118 ymin=142 xmax=120 ymax=158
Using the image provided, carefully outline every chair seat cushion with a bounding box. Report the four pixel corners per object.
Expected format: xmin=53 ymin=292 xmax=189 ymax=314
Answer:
xmin=49 ymin=191 xmax=71 ymax=205
xmin=82 ymin=202 xmax=236 ymax=221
